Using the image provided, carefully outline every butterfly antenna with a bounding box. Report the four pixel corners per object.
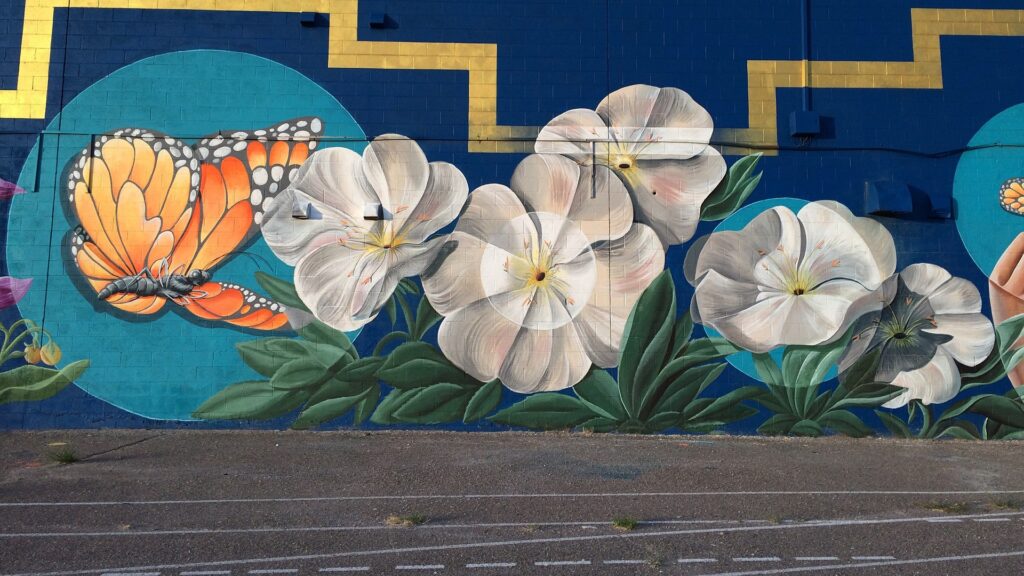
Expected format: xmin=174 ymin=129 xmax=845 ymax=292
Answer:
xmin=224 ymin=250 xmax=273 ymax=270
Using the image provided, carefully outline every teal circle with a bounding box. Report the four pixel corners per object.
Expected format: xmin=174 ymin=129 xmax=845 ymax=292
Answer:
xmin=705 ymin=197 xmax=834 ymax=383
xmin=10 ymin=50 xmax=366 ymax=421
xmin=953 ymin=103 xmax=1024 ymax=276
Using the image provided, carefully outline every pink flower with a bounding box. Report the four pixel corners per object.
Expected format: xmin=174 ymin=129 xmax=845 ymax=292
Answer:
xmin=0 ymin=276 xmax=32 ymax=309
xmin=0 ymin=178 xmax=25 ymax=200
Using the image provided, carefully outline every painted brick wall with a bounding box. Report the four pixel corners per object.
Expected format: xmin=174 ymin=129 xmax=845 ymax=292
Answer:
xmin=1 ymin=1 xmax=1023 ymax=436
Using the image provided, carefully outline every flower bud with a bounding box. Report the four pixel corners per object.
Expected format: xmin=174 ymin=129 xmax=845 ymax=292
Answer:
xmin=40 ymin=341 xmax=61 ymax=366
xmin=24 ymin=343 xmax=41 ymax=364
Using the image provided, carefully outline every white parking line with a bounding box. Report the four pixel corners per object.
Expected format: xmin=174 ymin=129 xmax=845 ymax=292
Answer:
xmin=793 ymin=557 xmax=837 ymax=561
xmin=925 ymin=519 xmax=961 ymax=523
xmin=692 ymin=549 xmax=1024 ymax=576
xmin=464 ymin=563 xmax=515 ymax=569
xmin=247 ymin=571 xmax=296 ymax=575
xmin=395 ymin=567 xmax=443 ymax=571
xmin=678 ymin=558 xmax=717 ymax=563
xmin=733 ymin=557 xmax=781 ymax=562
xmin=6 ymin=489 xmax=1024 ymax=507
xmin=602 ymin=560 xmax=645 ymax=565
xmin=535 ymin=560 xmax=590 ymax=566
xmin=851 ymin=556 xmax=894 ymax=560
xmin=8 ymin=510 xmax=1024 ymax=576
xmin=974 ymin=518 xmax=1011 ymax=522
xmin=318 ymin=569 xmax=370 ymax=573
xmin=101 ymin=573 xmax=160 ymax=576
xmin=181 ymin=572 xmax=231 ymax=575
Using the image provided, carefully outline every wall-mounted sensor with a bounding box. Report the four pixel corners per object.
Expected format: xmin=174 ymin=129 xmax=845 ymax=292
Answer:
xmin=292 ymin=199 xmax=321 ymax=220
xmin=300 ymin=12 xmax=318 ymax=27
xmin=369 ymin=12 xmax=388 ymax=28
xmin=364 ymin=202 xmax=383 ymax=220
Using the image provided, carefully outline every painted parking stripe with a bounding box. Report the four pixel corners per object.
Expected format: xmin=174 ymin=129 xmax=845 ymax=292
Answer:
xmin=247 ymin=571 xmax=296 ymax=575
xmin=181 ymin=572 xmax=231 ymax=575
xmin=101 ymin=573 xmax=160 ymax=576
xmin=851 ymin=556 xmax=895 ymax=561
xmin=318 ymin=569 xmax=370 ymax=573
xmin=794 ymin=557 xmax=837 ymax=561
xmin=603 ymin=560 xmax=646 ymax=564
xmin=395 ymin=566 xmax=444 ymax=571
xmin=734 ymin=557 xmax=781 ymax=562
xmin=678 ymin=558 xmax=717 ymax=563
xmin=464 ymin=563 xmax=515 ymax=568
xmin=974 ymin=518 xmax=1011 ymax=522
xmin=12 ymin=510 xmax=1024 ymax=576
xmin=534 ymin=560 xmax=590 ymax=566
xmin=926 ymin=518 xmax=961 ymax=523
xmin=688 ymin=549 xmax=1024 ymax=576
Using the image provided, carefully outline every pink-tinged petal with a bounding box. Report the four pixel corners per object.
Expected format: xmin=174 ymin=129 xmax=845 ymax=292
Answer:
xmin=0 ymin=178 xmax=25 ymax=200
xmin=628 ymin=150 xmax=726 ymax=245
xmin=498 ymin=322 xmax=592 ymax=393
xmin=884 ymin=349 xmax=961 ymax=408
xmin=597 ymin=85 xmax=714 ymax=159
xmin=0 ymin=276 xmax=31 ymax=308
xmin=535 ymin=108 xmax=607 ymax=162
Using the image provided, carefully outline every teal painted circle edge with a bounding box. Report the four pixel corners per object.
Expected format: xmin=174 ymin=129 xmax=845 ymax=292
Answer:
xmin=952 ymin=103 xmax=1024 ymax=277
xmin=9 ymin=50 xmax=366 ymax=421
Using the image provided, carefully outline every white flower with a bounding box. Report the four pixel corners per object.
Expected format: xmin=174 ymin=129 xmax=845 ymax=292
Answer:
xmin=261 ymin=135 xmax=468 ymax=332
xmin=839 ymin=263 xmax=995 ymax=408
xmin=423 ymin=154 xmax=664 ymax=393
xmin=686 ymin=201 xmax=896 ymax=353
xmin=535 ymin=84 xmax=726 ymax=246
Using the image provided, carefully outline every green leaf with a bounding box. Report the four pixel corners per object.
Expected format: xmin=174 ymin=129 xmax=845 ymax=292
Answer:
xmin=874 ymin=410 xmax=912 ymax=438
xmin=291 ymin=389 xmax=373 ymax=430
xmin=298 ymin=319 xmax=358 ymax=360
xmin=687 ymin=385 xmax=763 ymax=423
xmin=193 ymin=380 xmax=308 ymax=420
xmin=412 ymin=297 xmax=443 ymax=340
xmin=489 ymin=393 xmax=595 ymax=430
xmin=235 ymin=338 xmax=311 ymax=378
xmin=271 ymin=357 xmax=332 ymax=391
xmin=384 ymin=297 xmax=398 ymax=327
xmin=394 ymin=383 xmax=474 ymax=424
xmin=969 ymin=395 xmax=1024 ymax=429
xmin=464 ymin=379 xmax=502 ymax=423
xmin=758 ymin=414 xmax=799 ymax=435
xmin=699 ymin=153 xmax=763 ymax=221
xmin=352 ymin=385 xmax=381 ymax=425
xmin=307 ymin=377 xmax=374 ymax=405
xmin=573 ymin=368 xmax=627 ymax=421
xmin=578 ymin=416 xmax=621 ymax=433
xmin=334 ymin=356 xmax=385 ymax=382
xmin=937 ymin=425 xmax=980 ymax=440
xmin=790 ymin=418 xmax=825 ymax=437
xmin=818 ymin=410 xmax=872 ymax=438
xmin=682 ymin=338 xmax=743 ymax=364
xmin=644 ymin=411 xmax=681 ymax=432
xmin=370 ymin=388 xmax=418 ymax=424
xmin=781 ymin=337 xmax=846 ymax=390
xmin=254 ymin=271 xmax=309 ymax=312
xmin=829 ymin=383 xmax=902 ymax=410
xmin=377 ymin=341 xmax=477 ymax=388
xmin=619 ymin=271 xmax=676 ymax=418
xmin=752 ymin=353 xmax=783 ymax=386
xmin=0 ymin=360 xmax=89 ymax=405
xmin=651 ymin=363 xmax=726 ymax=416
xmin=670 ymin=312 xmax=694 ymax=358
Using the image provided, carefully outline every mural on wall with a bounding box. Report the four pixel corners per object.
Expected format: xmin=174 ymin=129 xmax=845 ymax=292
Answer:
xmin=5 ymin=49 xmax=1024 ymax=437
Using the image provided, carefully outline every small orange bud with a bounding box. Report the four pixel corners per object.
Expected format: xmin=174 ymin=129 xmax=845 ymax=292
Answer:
xmin=24 ymin=343 xmax=41 ymax=364
xmin=40 ymin=341 xmax=61 ymax=366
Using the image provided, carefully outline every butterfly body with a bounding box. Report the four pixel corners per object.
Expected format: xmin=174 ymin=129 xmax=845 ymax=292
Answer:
xmin=65 ymin=118 xmax=322 ymax=331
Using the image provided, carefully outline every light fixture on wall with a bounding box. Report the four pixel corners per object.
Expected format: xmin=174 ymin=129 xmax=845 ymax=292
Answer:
xmin=363 ymin=202 xmax=383 ymax=220
xmin=291 ymin=199 xmax=322 ymax=220
xmin=369 ymin=12 xmax=388 ymax=28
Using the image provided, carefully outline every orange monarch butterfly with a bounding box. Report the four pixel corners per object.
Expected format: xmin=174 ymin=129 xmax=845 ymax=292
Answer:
xmin=1000 ymin=177 xmax=1024 ymax=216
xmin=65 ymin=117 xmax=323 ymax=330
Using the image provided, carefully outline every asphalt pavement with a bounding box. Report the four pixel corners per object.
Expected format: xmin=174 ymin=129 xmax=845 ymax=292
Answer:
xmin=2 ymin=431 xmax=1024 ymax=575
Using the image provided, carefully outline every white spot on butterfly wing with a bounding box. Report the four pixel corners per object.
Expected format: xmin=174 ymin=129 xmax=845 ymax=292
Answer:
xmin=252 ymin=167 xmax=268 ymax=186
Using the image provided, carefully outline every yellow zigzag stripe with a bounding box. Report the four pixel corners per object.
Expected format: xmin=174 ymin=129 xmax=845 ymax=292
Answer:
xmin=3 ymin=4 xmax=1024 ymax=153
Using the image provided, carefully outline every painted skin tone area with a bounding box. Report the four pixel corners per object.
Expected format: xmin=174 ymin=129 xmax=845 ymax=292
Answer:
xmin=990 ymin=232 xmax=1024 ymax=386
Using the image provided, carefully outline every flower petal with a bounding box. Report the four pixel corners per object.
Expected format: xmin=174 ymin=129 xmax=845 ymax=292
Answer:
xmin=884 ymin=348 xmax=960 ymax=408
xmin=289 ymin=147 xmax=379 ymax=221
xmin=455 ymin=184 xmax=529 ymax=250
xmin=927 ymin=313 xmax=995 ymax=368
xmin=510 ymin=155 xmax=632 ymax=243
xmin=422 ymin=231 xmax=495 ymax=315
xmin=498 ymin=323 xmax=592 ymax=393
xmin=0 ymin=276 xmax=32 ymax=309
xmin=353 ymin=239 xmax=445 ymax=321
xmin=578 ymin=224 xmax=664 ymax=366
xmin=293 ymin=243 xmax=388 ymax=332
xmin=925 ymin=272 xmax=984 ymax=315
xmin=596 ymin=85 xmax=714 ymax=159
xmin=535 ymin=108 xmax=607 ymax=162
xmin=629 ymin=151 xmax=726 ymax=245
xmin=261 ymin=188 xmax=353 ymax=265
xmin=437 ymin=294 xmax=527 ymax=382
xmin=694 ymin=206 xmax=792 ymax=287
xmin=797 ymin=201 xmax=895 ymax=290
xmin=360 ymin=135 xmax=430 ymax=227
xmin=396 ymin=161 xmax=468 ymax=244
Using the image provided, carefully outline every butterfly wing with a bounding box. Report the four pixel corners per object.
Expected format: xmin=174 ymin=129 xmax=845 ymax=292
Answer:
xmin=1000 ymin=178 xmax=1024 ymax=216
xmin=183 ymin=281 xmax=290 ymax=330
xmin=192 ymin=117 xmax=323 ymax=226
xmin=66 ymin=130 xmax=200 ymax=314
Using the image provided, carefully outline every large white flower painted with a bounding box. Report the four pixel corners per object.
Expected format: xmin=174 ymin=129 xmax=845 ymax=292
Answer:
xmin=685 ymin=201 xmax=897 ymax=353
xmin=839 ymin=264 xmax=995 ymax=408
xmin=423 ymin=154 xmax=664 ymax=393
xmin=535 ymin=84 xmax=726 ymax=246
xmin=261 ymin=135 xmax=468 ymax=332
